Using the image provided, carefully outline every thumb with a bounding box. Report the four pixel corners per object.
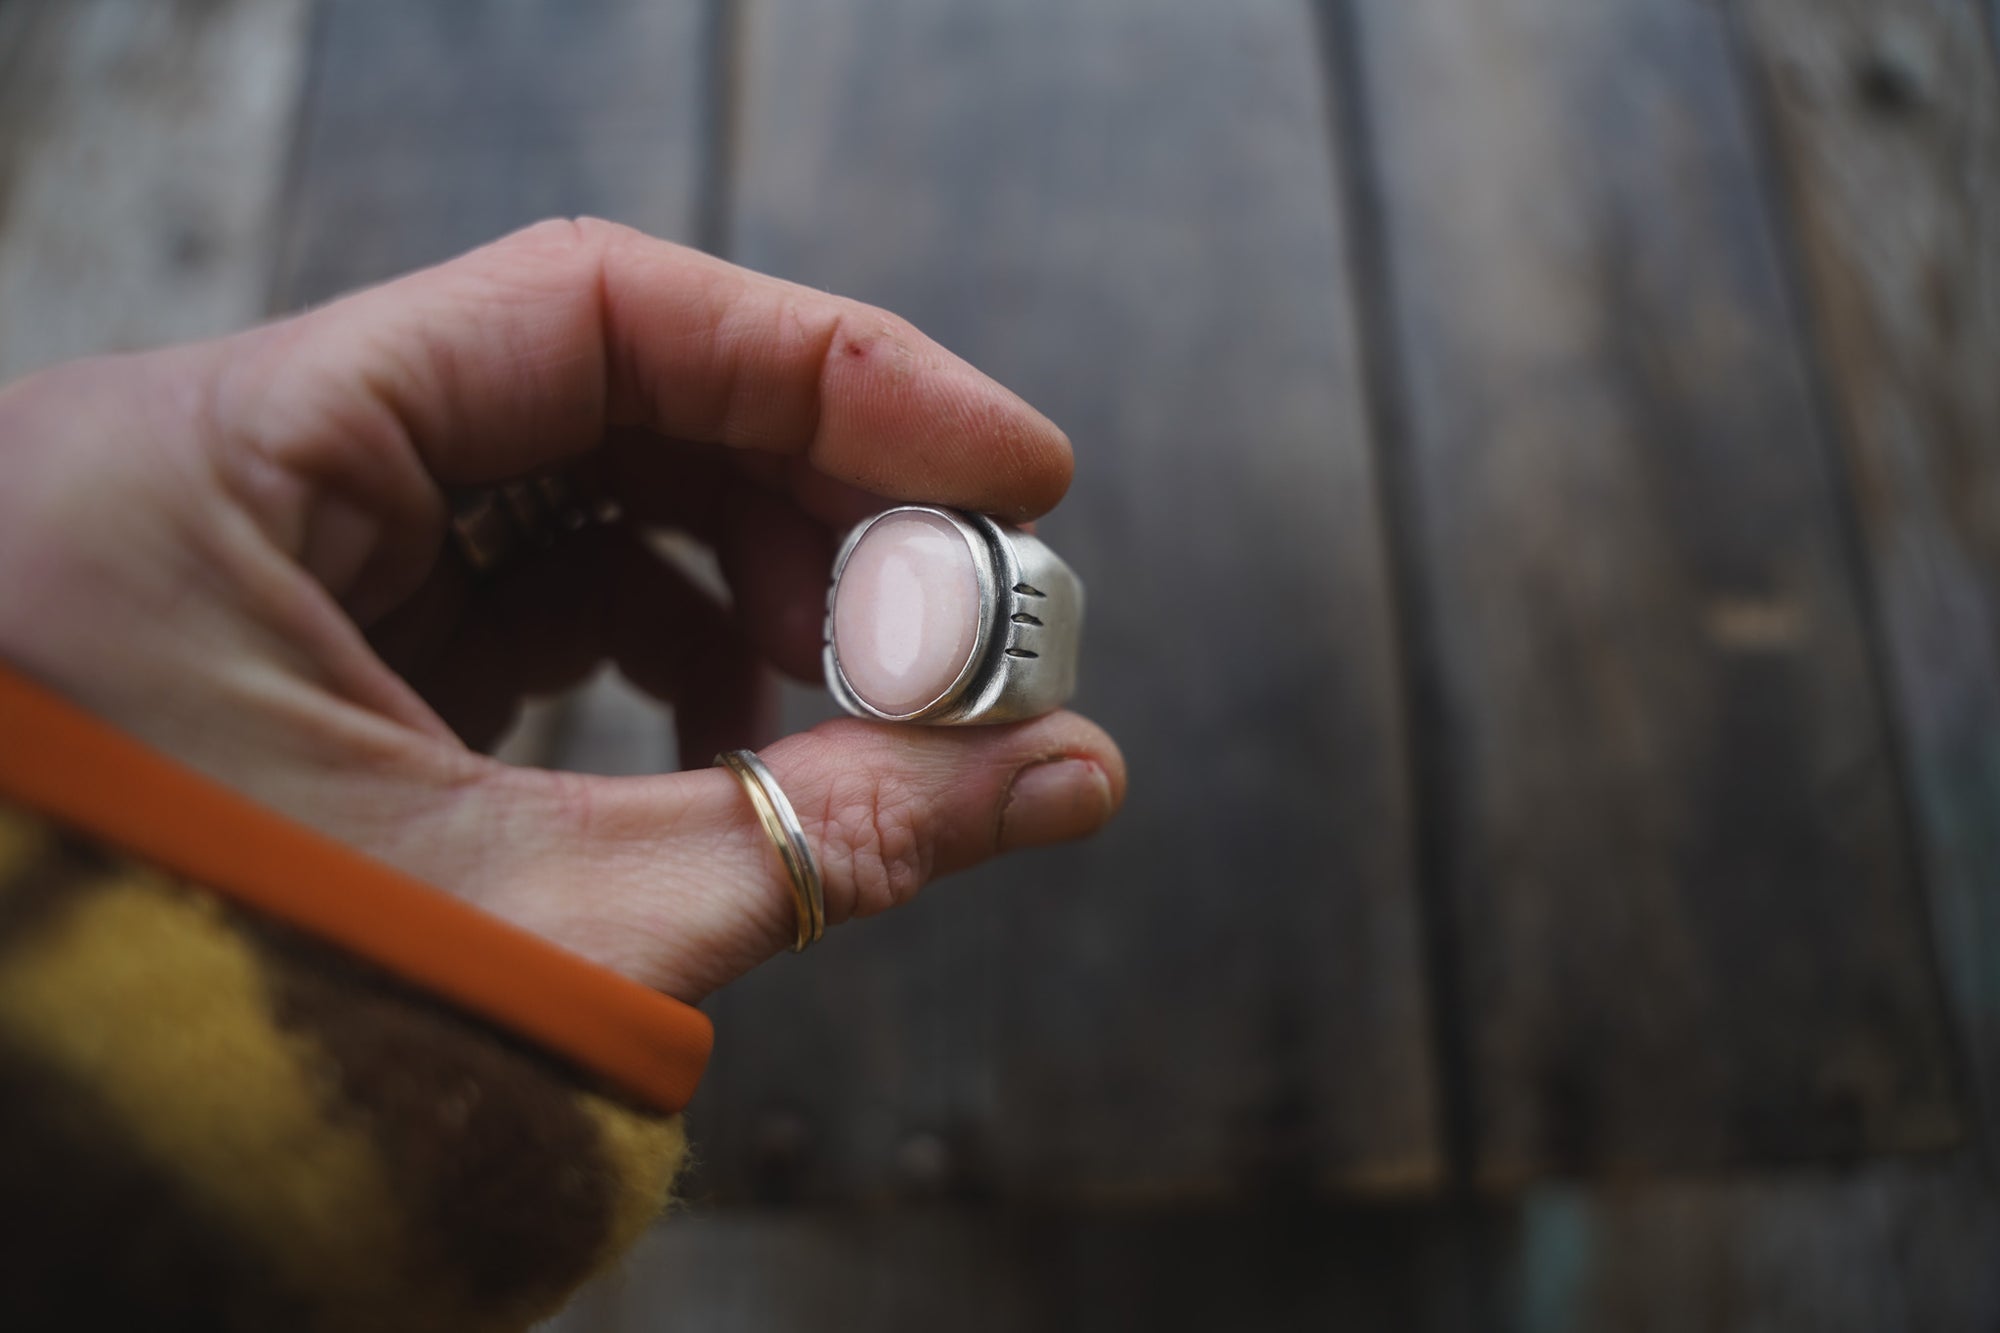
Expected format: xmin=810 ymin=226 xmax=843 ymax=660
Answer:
xmin=458 ymin=712 xmax=1126 ymax=1002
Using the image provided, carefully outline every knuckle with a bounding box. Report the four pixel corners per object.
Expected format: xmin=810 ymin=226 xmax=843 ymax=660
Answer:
xmin=486 ymin=217 xmax=625 ymax=294
xmin=816 ymin=778 xmax=931 ymax=920
xmin=501 ymin=216 xmax=658 ymax=272
xmin=506 ymin=215 xmax=608 ymax=257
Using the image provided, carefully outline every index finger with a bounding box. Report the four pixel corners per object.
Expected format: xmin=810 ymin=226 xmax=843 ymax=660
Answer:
xmin=228 ymin=219 xmax=1072 ymax=522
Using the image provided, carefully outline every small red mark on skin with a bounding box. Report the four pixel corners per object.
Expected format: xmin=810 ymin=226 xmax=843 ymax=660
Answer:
xmin=846 ymin=342 xmax=868 ymax=359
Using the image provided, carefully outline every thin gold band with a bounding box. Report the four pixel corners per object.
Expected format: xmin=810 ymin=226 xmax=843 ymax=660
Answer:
xmin=715 ymin=750 xmax=826 ymax=952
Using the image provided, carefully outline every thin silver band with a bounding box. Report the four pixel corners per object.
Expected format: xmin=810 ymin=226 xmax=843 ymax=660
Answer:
xmin=824 ymin=506 xmax=1084 ymax=726
xmin=714 ymin=750 xmax=826 ymax=953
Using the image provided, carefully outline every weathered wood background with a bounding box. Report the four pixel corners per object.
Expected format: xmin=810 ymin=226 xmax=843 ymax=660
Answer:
xmin=0 ymin=0 xmax=1995 ymax=1328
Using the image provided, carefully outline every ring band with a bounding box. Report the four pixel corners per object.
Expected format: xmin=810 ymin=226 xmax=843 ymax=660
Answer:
xmin=823 ymin=506 xmax=1084 ymax=726
xmin=450 ymin=474 xmax=611 ymax=573
xmin=714 ymin=750 xmax=826 ymax=952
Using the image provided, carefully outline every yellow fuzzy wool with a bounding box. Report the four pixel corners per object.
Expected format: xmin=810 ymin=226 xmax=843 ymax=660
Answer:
xmin=0 ymin=806 xmax=47 ymax=880
xmin=0 ymin=807 xmax=690 ymax=1330
xmin=0 ymin=874 xmax=427 ymax=1325
xmin=580 ymin=1094 xmax=690 ymax=1263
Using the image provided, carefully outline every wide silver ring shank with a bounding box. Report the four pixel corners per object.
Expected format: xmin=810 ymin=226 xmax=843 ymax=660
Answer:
xmin=823 ymin=506 xmax=1083 ymax=727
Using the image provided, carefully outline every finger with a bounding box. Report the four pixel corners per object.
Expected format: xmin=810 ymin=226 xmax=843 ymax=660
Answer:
xmin=601 ymin=427 xmax=890 ymax=536
xmin=600 ymin=531 xmax=779 ymax=768
xmin=219 ymin=220 xmax=1072 ymax=615
xmin=602 ymin=433 xmax=842 ymax=681
xmin=409 ymin=530 xmax=623 ymax=749
xmin=404 ymin=524 xmax=770 ymax=758
xmin=715 ymin=486 xmax=836 ymax=682
xmin=597 ymin=429 xmax=735 ymax=545
xmin=467 ymin=712 xmax=1126 ymax=1001
xmin=781 ymin=464 xmax=895 ymax=531
xmin=365 ymin=539 xmax=472 ymax=680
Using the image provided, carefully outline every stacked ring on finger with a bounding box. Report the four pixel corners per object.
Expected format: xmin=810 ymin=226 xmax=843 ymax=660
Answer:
xmin=714 ymin=749 xmax=825 ymax=952
xmin=823 ymin=506 xmax=1084 ymax=726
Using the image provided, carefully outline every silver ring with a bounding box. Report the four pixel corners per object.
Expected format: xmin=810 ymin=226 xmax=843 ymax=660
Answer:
xmin=714 ymin=750 xmax=826 ymax=952
xmin=823 ymin=506 xmax=1083 ymax=726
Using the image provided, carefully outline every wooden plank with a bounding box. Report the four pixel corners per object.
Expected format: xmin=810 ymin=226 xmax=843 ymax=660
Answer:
xmin=547 ymin=1162 xmax=1998 ymax=1332
xmin=543 ymin=1206 xmax=1470 ymax=1333
xmin=1502 ymin=1160 xmax=2000 ymax=1332
xmin=690 ymin=0 xmax=1437 ymax=1200
xmin=1342 ymin=0 xmax=1964 ymax=1177
xmin=274 ymin=0 xmax=708 ymax=308
xmin=273 ymin=0 xmax=713 ymax=770
xmin=0 ymin=0 xmax=311 ymax=382
xmin=1732 ymin=0 xmax=2000 ymax=1154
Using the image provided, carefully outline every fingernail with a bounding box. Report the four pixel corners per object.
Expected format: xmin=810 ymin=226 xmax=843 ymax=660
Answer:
xmin=998 ymin=758 xmax=1113 ymax=852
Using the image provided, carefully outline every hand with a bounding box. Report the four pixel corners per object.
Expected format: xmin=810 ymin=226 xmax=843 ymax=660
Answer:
xmin=0 ymin=219 xmax=1126 ymax=1002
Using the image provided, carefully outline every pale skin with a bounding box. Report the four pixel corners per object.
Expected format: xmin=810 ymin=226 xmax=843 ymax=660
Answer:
xmin=0 ymin=219 xmax=1127 ymax=1003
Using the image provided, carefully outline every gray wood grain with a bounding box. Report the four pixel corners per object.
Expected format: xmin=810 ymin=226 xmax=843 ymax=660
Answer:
xmin=1734 ymin=0 xmax=2000 ymax=1157
xmin=273 ymin=0 xmax=708 ymax=309
xmin=542 ymin=1161 xmax=1997 ymax=1332
xmin=689 ymin=0 xmax=1438 ymax=1201
xmin=0 ymin=0 xmax=311 ymax=382
xmin=544 ymin=1205 xmax=1469 ymax=1333
xmin=272 ymin=0 xmax=713 ymax=768
xmin=1500 ymin=1160 xmax=2000 ymax=1333
xmin=1344 ymin=0 xmax=1963 ymax=1177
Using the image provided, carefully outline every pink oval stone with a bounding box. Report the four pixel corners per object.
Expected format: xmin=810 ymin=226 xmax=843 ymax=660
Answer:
xmin=832 ymin=510 xmax=982 ymax=715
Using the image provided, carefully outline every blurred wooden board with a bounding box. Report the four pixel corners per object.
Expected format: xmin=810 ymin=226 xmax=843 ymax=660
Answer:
xmin=0 ymin=0 xmax=310 ymax=382
xmin=1734 ymin=0 xmax=2000 ymax=1154
xmin=236 ymin=0 xmax=1992 ymax=1208
xmin=0 ymin=3 xmax=1994 ymax=1331
xmin=270 ymin=0 xmax=712 ymax=766
xmin=1497 ymin=1160 xmax=2000 ymax=1333
xmin=273 ymin=0 xmax=709 ymax=308
xmin=545 ymin=1159 xmax=1998 ymax=1333
xmin=689 ymin=0 xmax=1438 ymax=1200
xmin=547 ymin=1205 xmax=1468 ymax=1333
xmin=1343 ymin=0 xmax=1964 ymax=1177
